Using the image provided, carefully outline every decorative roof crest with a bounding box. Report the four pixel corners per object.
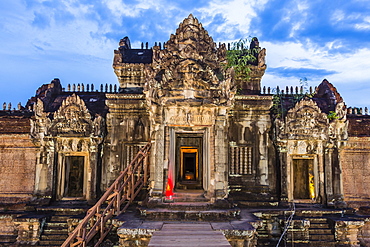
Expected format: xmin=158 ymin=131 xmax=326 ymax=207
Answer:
xmin=146 ymin=14 xmax=233 ymax=104
xmin=50 ymin=94 xmax=93 ymax=136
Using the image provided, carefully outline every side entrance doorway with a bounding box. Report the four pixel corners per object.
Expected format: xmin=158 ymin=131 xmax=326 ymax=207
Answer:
xmin=56 ymin=154 xmax=87 ymax=200
xmin=293 ymin=159 xmax=315 ymax=200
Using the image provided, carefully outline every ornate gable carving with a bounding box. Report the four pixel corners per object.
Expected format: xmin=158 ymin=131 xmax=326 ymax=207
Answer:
xmin=145 ymin=14 xmax=234 ymax=104
xmin=278 ymin=99 xmax=328 ymax=140
xmin=50 ymin=94 xmax=93 ymax=136
xmin=31 ymin=98 xmax=50 ymax=140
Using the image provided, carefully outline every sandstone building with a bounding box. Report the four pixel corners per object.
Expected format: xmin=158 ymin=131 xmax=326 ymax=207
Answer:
xmin=0 ymin=14 xmax=370 ymax=246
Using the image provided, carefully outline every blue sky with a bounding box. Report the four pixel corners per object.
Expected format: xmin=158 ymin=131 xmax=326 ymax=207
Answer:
xmin=1 ymin=0 xmax=370 ymax=107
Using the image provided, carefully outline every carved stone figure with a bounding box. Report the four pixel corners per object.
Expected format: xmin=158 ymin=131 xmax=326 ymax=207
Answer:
xmin=285 ymin=99 xmax=328 ymax=140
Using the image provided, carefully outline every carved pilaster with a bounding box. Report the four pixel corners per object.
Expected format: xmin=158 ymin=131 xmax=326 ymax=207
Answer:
xmin=149 ymin=124 xmax=165 ymax=199
xmin=214 ymin=111 xmax=228 ymax=199
xmin=334 ymin=219 xmax=365 ymax=246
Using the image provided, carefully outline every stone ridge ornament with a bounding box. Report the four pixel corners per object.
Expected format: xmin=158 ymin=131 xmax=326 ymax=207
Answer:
xmin=284 ymin=99 xmax=328 ymax=140
xmin=145 ymin=14 xmax=235 ymax=105
xmin=50 ymin=94 xmax=93 ymax=136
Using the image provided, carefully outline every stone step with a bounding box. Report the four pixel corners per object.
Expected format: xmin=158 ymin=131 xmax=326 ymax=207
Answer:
xmin=36 ymin=203 xmax=89 ymax=247
xmin=308 ymin=218 xmax=328 ymax=223
xmin=295 ymin=209 xmax=343 ymax=217
xmin=257 ymin=239 xmax=277 ymax=246
xmin=140 ymin=207 xmax=240 ymax=221
xmin=257 ymin=233 xmax=269 ymax=238
xmin=308 ymin=240 xmax=336 ymax=246
xmin=309 ymin=228 xmax=332 ymax=234
xmin=50 ymin=214 xmax=78 ymax=221
xmin=44 ymin=221 xmax=68 ymax=227
xmin=43 ymin=228 xmax=68 ymax=234
xmin=148 ymin=223 xmax=231 ymax=247
xmin=282 ymin=242 xmax=336 ymax=247
xmin=157 ymin=202 xmax=212 ymax=210
xmin=172 ymin=191 xmax=209 ymax=202
xmin=38 ymin=239 xmax=66 ymax=246
xmin=309 ymin=222 xmax=330 ymax=228
xmin=0 ymin=235 xmax=17 ymax=243
xmin=37 ymin=207 xmax=88 ymax=215
xmin=40 ymin=233 xmax=68 ymax=241
xmin=309 ymin=233 xmax=335 ymax=241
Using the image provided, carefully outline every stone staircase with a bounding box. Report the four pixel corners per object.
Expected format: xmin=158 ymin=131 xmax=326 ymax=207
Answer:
xmin=37 ymin=202 xmax=89 ymax=246
xmin=117 ymin=191 xmax=259 ymax=247
xmin=172 ymin=190 xmax=209 ymax=202
xmin=255 ymin=207 xmax=341 ymax=247
xmin=140 ymin=190 xmax=240 ymax=221
xmin=306 ymin=217 xmax=336 ymax=246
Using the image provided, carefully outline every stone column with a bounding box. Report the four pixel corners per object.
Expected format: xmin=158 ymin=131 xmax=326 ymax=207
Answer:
xmin=87 ymin=139 xmax=100 ymax=203
xmin=318 ymin=146 xmax=325 ymax=204
xmin=15 ymin=217 xmax=46 ymax=245
xmin=334 ymin=219 xmax=365 ymax=247
xmin=213 ymin=108 xmax=228 ymax=199
xmin=334 ymin=146 xmax=346 ymax=208
xmin=149 ymin=124 xmax=165 ymax=201
xmin=46 ymin=139 xmax=56 ymax=200
xmin=278 ymin=141 xmax=288 ymax=204
xmin=324 ymin=146 xmax=334 ymax=206
xmin=258 ymin=123 xmax=268 ymax=186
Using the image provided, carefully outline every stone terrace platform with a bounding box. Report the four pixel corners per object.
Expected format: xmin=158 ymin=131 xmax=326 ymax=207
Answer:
xmin=148 ymin=223 xmax=231 ymax=247
xmin=114 ymin=203 xmax=370 ymax=247
xmin=114 ymin=203 xmax=261 ymax=247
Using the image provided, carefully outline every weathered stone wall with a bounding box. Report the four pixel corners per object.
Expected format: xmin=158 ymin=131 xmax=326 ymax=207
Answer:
xmin=0 ymin=214 xmax=18 ymax=242
xmin=228 ymin=95 xmax=277 ymax=204
xmin=103 ymin=94 xmax=149 ymax=191
xmin=341 ymin=137 xmax=370 ymax=206
xmin=0 ymin=134 xmax=37 ymax=204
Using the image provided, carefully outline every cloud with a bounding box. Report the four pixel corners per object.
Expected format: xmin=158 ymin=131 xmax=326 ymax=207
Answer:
xmin=196 ymin=0 xmax=269 ymax=39
xmin=0 ymin=0 xmax=117 ymax=59
xmin=268 ymin=67 xmax=336 ymax=79
xmin=1 ymin=0 xmax=370 ymax=108
xmin=261 ymin=39 xmax=370 ymax=106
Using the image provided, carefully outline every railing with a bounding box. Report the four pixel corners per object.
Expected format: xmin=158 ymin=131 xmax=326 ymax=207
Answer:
xmin=61 ymin=142 xmax=151 ymax=247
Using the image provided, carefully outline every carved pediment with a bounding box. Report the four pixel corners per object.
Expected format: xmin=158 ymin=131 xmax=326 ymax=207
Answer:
xmin=50 ymin=94 xmax=93 ymax=136
xmin=145 ymin=14 xmax=234 ymax=104
xmin=279 ymin=99 xmax=328 ymax=140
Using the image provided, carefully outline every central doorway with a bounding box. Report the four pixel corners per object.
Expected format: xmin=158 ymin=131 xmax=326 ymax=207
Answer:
xmin=180 ymin=147 xmax=198 ymax=182
xmin=175 ymin=134 xmax=203 ymax=190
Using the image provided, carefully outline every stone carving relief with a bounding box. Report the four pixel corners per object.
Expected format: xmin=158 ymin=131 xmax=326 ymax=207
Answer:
xmin=31 ymin=94 xmax=105 ymax=145
xmin=165 ymin=107 xmax=215 ymax=126
xmin=31 ymin=99 xmax=50 ymax=140
xmin=278 ymin=99 xmax=328 ymax=140
xmin=258 ymin=48 xmax=266 ymax=69
xmin=328 ymin=102 xmax=348 ymax=146
xmin=49 ymin=94 xmax=93 ymax=136
xmin=144 ymin=14 xmax=235 ymax=106
xmin=56 ymin=139 xmax=89 ymax=153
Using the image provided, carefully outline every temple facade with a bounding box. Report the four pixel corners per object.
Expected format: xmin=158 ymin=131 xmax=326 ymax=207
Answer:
xmin=1 ymin=14 xmax=370 ymax=246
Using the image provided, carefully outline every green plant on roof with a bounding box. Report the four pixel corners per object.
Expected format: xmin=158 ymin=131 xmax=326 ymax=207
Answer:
xmin=224 ymin=38 xmax=260 ymax=80
xmin=327 ymin=111 xmax=339 ymax=121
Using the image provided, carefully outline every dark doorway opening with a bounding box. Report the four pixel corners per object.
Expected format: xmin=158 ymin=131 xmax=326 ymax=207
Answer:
xmin=181 ymin=148 xmax=198 ymax=182
xmin=293 ymin=159 xmax=315 ymax=200
xmin=175 ymin=134 xmax=203 ymax=190
xmin=65 ymin=156 xmax=84 ymax=198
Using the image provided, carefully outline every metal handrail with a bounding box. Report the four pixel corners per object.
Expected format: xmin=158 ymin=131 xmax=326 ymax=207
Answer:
xmin=61 ymin=142 xmax=151 ymax=247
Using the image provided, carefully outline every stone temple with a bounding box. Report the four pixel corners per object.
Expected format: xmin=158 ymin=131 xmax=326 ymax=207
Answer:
xmin=0 ymin=14 xmax=370 ymax=246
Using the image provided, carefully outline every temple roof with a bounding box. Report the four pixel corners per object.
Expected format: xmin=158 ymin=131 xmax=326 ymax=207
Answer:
xmin=312 ymin=79 xmax=343 ymax=114
xmin=0 ymin=115 xmax=31 ymax=134
xmin=348 ymin=115 xmax=370 ymax=137
xmin=121 ymin=49 xmax=153 ymax=64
